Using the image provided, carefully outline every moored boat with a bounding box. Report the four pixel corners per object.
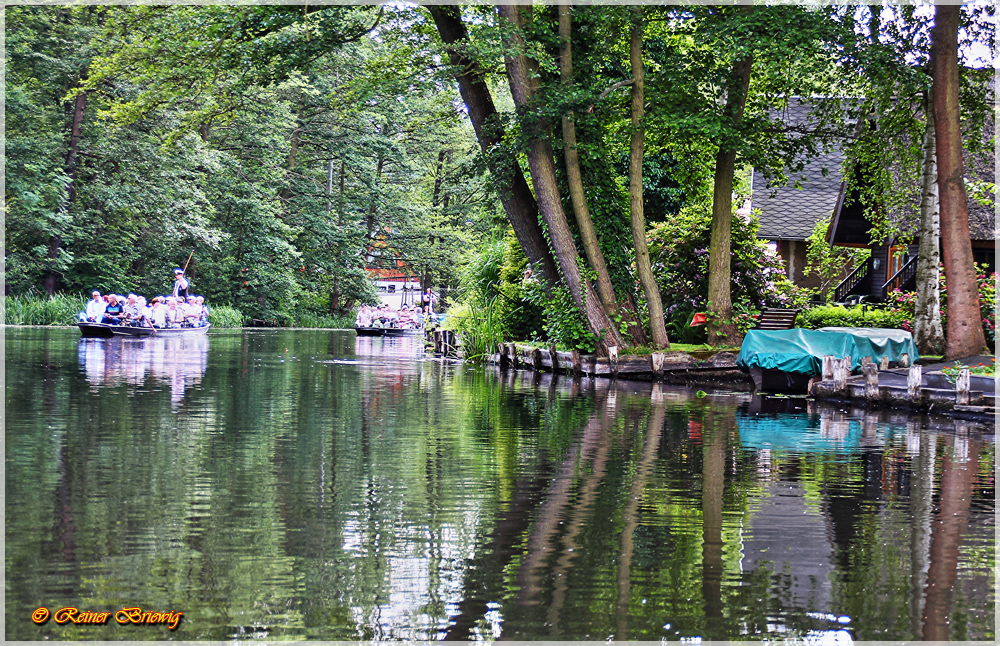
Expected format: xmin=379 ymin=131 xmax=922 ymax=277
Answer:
xmin=78 ymin=322 xmax=211 ymax=338
xmin=354 ymin=326 xmax=423 ymax=337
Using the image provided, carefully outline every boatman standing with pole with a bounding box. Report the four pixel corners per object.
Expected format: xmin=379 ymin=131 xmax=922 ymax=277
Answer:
xmin=172 ymin=268 xmax=189 ymax=299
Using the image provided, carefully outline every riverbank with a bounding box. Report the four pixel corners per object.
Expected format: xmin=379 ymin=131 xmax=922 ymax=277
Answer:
xmin=485 ymin=342 xmax=750 ymax=387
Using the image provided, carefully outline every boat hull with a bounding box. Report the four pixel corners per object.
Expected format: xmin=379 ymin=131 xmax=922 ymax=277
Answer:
xmin=354 ymin=327 xmax=422 ymax=337
xmin=78 ymin=322 xmax=211 ymax=338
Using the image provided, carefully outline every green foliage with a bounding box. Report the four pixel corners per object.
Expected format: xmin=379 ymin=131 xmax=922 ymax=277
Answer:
xmin=293 ymin=312 xmax=356 ymax=329
xmin=4 ymin=294 xmax=86 ymax=326
xmin=524 ymin=281 xmax=597 ymax=353
xmin=941 ymin=360 xmax=995 ymax=384
xmin=797 ymin=304 xmax=908 ymax=331
xmin=207 ymin=305 xmax=245 ymax=329
xmin=648 ymin=203 xmax=809 ymax=325
xmin=452 ymin=297 xmax=505 ymax=361
xmin=804 ymin=216 xmax=871 ymax=301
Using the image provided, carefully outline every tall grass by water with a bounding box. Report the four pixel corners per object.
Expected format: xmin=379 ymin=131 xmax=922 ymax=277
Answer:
xmin=4 ymin=294 xmax=86 ymax=326
xmin=452 ymin=298 xmax=503 ymax=361
xmin=207 ymin=305 xmax=244 ymax=328
xmin=293 ymin=312 xmax=356 ymax=329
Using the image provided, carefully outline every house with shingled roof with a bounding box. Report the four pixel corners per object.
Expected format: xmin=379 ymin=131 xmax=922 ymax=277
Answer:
xmin=751 ymin=99 xmax=994 ymax=302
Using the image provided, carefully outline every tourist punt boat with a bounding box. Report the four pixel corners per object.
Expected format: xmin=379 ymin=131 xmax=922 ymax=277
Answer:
xmin=78 ymin=322 xmax=212 ymax=338
xmin=354 ymin=326 xmax=423 ymax=337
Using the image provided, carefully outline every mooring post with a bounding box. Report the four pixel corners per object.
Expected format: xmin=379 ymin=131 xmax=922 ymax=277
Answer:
xmin=571 ymin=349 xmax=582 ymax=376
xmin=509 ymin=343 xmax=519 ymax=369
xmin=956 ymin=367 xmax=971 ymax=405
xmin=651 ymin=352 xmax=665 ymax=377
xmin=900 ymin=353 xmax=910 ymax=368
xmin=499 ymin=343 xmax=509 ymax=369
xmin=608 ymin=345 xmax=619 ymax=377
xmin=833 ymin=358 xmax=848 ymax=393
xmin=531 ymin=347 xmax=543 ymax=372
xmin=822 ymin=355 xmax=835 ymax=381
xmin=879 ymin=356 xmax=889 ymax=370
xmin=549 ymin=345 xmax=559 ymax=373
xmin=907 ymin=364 xmax=922 ymax=400
xmin=862 ymin=363 xmax=879 ymax=400
xmin=861 ymin=356 xmax=872 ymax=367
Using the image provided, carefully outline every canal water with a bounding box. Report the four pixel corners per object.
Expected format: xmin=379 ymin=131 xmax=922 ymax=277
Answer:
xmin=5 ymin=327 xmax=995 ymax=641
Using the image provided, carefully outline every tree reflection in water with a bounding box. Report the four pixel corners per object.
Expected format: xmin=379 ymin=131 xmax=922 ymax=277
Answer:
xmin=4 ymin=329 xmax=994 ymax=641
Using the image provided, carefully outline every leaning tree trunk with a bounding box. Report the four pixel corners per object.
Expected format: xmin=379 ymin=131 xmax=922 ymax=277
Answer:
xmin=706 ymin=53 xmax=753 ymax=347
xmin=628 ymin=8 xmax=669 ymax=349
xmin=931 ymin=5 xmax=987 ymax=359
xmin=499 ymin=4 xmax=624 ymax=353
xmin=914 ymin=91 xmax=945 ymax=356
xmin=427 ymin=4 xmax=561 ymax=288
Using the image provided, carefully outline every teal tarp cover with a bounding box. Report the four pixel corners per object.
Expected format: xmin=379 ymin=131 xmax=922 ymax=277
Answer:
xmin=737 ymin=328 xmax=919 ymax=375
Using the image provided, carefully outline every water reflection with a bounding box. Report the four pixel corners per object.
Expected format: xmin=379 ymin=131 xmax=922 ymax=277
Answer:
xmin=4 ymin=329 xmax=994 ymax=641
xmin=78 ymin=333 xmax=208 ymax=405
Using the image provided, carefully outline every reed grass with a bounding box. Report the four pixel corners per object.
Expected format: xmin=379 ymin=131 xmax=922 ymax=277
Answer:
xmin=453 ymin=298 xmax=504 ymax=361
xmin=208 ymin=305 xmax=244 ymax=328
xmin=4 ymin=294 xmax=86 ymax=326
xmin=294 ymin=312 xmax=356 ymax=329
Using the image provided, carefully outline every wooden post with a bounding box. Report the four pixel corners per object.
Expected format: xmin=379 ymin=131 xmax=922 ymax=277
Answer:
xmin=571 ymin=349 xmax=582 ymax=376
xmin=862 ymin=363 xmax=879 ymax=400
xmin=822 ymin=355 xmax=836 ymax=381
xmin=509 ymin=343 xmax=519 ymax=369
xmin=833 ymin=358 xmax=848 ymax=393
xmin=434 ymin=330 xmax=442 ymax=354
xmin=879 ymin=356 xmax=889 ymax=370
xmin=900 ymin=352 xmax=909 ymax=368
xmin=531 ymin=347 xmax=543 ymax=372
xmin=549 ymin=344 xmax=559 ymax=373
xmin=499 ymin=343 xmax=509 ymax=369
xmin=608 ymin=345 xmax=619 ymax=377
xmin=651 ymin=352 xmax=665 ymax=377
xmin=907 ymin=364 xmax=922 ymax=400
xmin=956 ymin=366 xmax=971 ymax=405
xmin=861 ymin=356 xmax=872 ymax=366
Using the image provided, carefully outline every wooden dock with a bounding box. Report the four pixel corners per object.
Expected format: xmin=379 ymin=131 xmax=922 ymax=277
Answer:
xmin=485 ymin=342 xmax=746 ymax=384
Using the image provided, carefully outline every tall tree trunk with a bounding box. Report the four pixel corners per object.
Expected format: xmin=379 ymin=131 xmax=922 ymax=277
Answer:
xmin=707 ymin=51 xmax=753 ymax=346
xmin=427 ymin=4 xmax=560 ymax=288
xmin=628 ymin=8 xmax=669 ymax=349
xmin=558 ymin=8 xmax=616 ymax=314
xmin=931 ymin=5 xmax=987 ymax=359
xmin=432 ymin=149 xmax=447 ymax=208
xmin=914 ymin=92 xmax=945 ymax=355
xmin=279 ymin=102 xmax=304 ymax=206
xmin=499 ymin=4 xmax=624 ymax=352
xmin=46 ymin=88 xmax=88 ymax=296
xmin=366 ymin=153 xmax=385 ymax=238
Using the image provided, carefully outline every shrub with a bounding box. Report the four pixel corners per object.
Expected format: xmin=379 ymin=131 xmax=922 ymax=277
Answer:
xmin=648 ymin=204 xmax=809 ymax=326
xmin=452 ymin=297 xmax=505 ymax=360
xmin=798 ymin=304 xmax=909 ymax=330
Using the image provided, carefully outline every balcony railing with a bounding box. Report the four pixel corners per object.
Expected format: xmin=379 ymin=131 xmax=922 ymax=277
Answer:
xmin=881 ymin=256 xmax=918 ymax=297
xmin=833 ymin=256 xmax=873 ymax=302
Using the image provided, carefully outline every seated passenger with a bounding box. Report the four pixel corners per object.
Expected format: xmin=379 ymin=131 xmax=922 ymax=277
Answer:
xmin=102 ymin=294 xmax=125 ymax=325
xmin=83 ymin=290 xmax=106 ymax=322
xmin=196 ymin=296 xmax=209 ymax=326
xmin=398 ymin=306 xmax=413 ymax=328
xmin=150 ymin=297 xmax=168 ymax=328
xmin=165 ymin=297 xmax=184 ymax=328
xmin=123 ymin=294 xmax=141 ymax=324
xmin=137 ymin=296 xmax=153 ymax=327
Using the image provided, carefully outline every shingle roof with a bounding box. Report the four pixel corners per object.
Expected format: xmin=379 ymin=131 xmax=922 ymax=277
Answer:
xmin=752 ymin=146 xmax=846 ymax=241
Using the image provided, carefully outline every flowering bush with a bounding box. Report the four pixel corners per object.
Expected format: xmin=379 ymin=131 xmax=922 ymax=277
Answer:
xmin=648 ymin=205 xmax=809 ymax=333
xmin=883 ymin=263 xmax=996 ymax=351
xmin=941 ymin=359 xmax=995 ymax=383
xmin=805 ymin=264 xmax=996 ymax=352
